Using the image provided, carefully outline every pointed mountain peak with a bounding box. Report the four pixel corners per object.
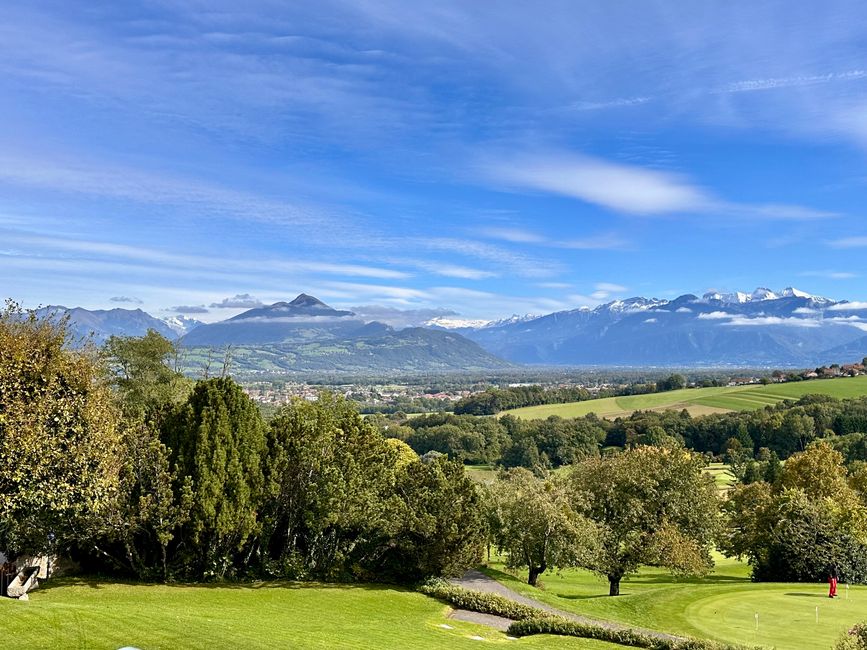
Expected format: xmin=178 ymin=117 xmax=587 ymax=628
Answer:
xmin=780 ymin=287 xmax=813 ymax=299
xmin=289 ymin=293 xmax=328 ymax=308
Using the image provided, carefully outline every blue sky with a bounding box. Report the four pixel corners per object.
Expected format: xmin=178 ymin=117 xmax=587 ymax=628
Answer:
xmin=2 ymin=1 xmax=867 ymax=323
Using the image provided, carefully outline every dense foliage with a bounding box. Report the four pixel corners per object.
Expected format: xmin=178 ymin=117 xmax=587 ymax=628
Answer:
xmin=487 ymin=468 xmax=598 ymax=585
xmin=569 ymin=445 xmax=720 ymax=595
xmin=0 ymin=304 xmax=121 ymax=555
xmin=375 ymin=394 xmax=867 ymax=473
xmin=0 ymin=318 xmax=486 ymax=584
xmin=722 ymin=441 xmax=867 ymax=583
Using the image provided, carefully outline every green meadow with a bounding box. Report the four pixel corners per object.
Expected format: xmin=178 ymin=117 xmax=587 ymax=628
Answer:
xmin=503 ymin=375 xmax=867 ymax=420
xmin=484 ymin=555 xmax=865 ymax=650
xmin=0 ymin=579 xmax=622 ymax=650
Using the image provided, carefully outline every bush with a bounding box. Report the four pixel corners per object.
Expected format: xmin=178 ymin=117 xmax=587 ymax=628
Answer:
xmin=418 ymin=579 xmax=542 ymax=620
xmin=836 ymin=623 xmax=867 ymax=650
xmin=508 ymin=617 xmax=758 ymax=650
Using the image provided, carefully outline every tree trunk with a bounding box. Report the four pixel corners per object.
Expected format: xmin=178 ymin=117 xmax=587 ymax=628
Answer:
xmin=608 ymin=574 xmax=622 ymax=596
xmin=528 ymin=563 xmax=546 ymax=586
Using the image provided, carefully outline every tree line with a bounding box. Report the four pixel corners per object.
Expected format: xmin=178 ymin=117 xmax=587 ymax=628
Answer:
xmin=0 ymin=310 xmax=484 ymax=583
xmin=372 ymin=394 xmax=867 ymax=473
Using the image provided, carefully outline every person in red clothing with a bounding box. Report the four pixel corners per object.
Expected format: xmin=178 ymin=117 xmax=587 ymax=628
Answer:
xmin=829 ymin=566 xmax=838 ymax=598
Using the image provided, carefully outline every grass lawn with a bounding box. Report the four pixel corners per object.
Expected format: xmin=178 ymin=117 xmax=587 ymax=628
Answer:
xmin=483 ymin=555 xmax=864 ymax=650
xmin=1 ymin=578 xmax=624 ymax=650
xmin=503 ymin=375 xmax=867 ymax=420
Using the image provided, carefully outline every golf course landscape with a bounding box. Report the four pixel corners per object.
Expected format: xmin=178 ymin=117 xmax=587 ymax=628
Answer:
xmin=5 ymin=556 xmax=866 ymax=649
xmin=483 ymin=554 xmax=863 ymax=650
xmin=0 ymin=579 xmax=623 ymax=649
xmin=503 ymin=376 xmax=867 ymax=420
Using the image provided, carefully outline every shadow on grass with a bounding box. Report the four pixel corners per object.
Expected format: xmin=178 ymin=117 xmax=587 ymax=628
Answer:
xmin=785 ymin=592 xmax=827 ymax=598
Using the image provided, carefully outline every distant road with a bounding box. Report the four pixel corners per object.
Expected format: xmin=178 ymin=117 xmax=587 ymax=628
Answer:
xmin=503 ymin=375 xmax=867 ymax=420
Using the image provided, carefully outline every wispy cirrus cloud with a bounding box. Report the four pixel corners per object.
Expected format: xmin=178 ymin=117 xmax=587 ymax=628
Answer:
xmin=799 ymin=270 xmax=858 ymax=280
xmin=481 ymin=151 xmax=836 ymax=221
xmin=480 ymin=226 xmax=630 ymax=251
xmin=110 ymin=295 xmax=142 ymax=304
xmin=484 ymin=152 xmax=710 ymax=215
xmin=828 ymin=236 xmax=867 ymax=248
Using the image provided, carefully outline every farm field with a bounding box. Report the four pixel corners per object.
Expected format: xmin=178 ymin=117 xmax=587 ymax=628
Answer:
xmin=0 ymin=579 xmax=622 ymax=650
xmin=504 ymin=375 xmax=867 ymax=420
xmin=484 ymin=554 xmax=864 ymax=650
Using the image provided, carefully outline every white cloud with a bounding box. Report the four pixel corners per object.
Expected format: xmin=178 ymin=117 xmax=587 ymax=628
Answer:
xmin=482 ymin=151 xmax=833 ymax=221
xmin=722 ymin=315 xmax=821 ymax=328
xmin=479 ymin=227 xmax=544 ymax=243
xmin=793 ymin=307 xmax=821 ymax=314
xmin=828 ymin=302 xmax=867 ymax=311
xmin=486 ymin=152 xmax=710 ymax=215
xmin=210 ymin=293 xmax=264 ymax=309
xmin=828 ymin=237 xmax=867 ymax=248
xmin=799 ymin=270 xmax=857 ymax=279
xmin=675 ymin=307 xmax=692 ymax=313
xmin=697 ymin=311 xmax=732 ymax=320
xmin=349 ymin=305 xmax=458 ymax=328
xmin=170 ymin=304 xmax=209 ymax=314
xmin=643 ymin=317 xmax=658 ymax=323
xmin=412 ymin=261 xmax=497 ymax=280
xmin=596 ymin=282 xmax=627 ymax=293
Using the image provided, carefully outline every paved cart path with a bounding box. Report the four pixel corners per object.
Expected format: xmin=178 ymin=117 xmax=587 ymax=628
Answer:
xmin=449 ymin=569 xmax=684 ymax=642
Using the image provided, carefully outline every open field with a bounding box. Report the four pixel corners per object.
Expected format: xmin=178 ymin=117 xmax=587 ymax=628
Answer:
xmin=1 ymin=579 xmax=624 ymax=649
xmin=484 ymin=554 xmax=863 ymax=650
xmin=504 ymin=375 xmax=867 ymax=420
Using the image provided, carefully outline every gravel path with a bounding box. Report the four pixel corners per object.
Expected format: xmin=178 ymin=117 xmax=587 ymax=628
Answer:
xmin=450 ymin=569 xmax=683 ymax=642
xmin=448 ymin=609 xmax=513 ymax=631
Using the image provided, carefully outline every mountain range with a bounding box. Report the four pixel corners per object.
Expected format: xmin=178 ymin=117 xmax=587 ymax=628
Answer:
xmin=441 ymin=287 xmax=867 ymax=366
xmin=35 ymin=287 xmax=867 ymax=372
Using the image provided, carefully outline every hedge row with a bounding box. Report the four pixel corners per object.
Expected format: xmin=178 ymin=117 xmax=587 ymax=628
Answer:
xmin=418 ymin=579 xmax=543 ymax=621
xmin=508 ymin=617 xmax=759 ymax=650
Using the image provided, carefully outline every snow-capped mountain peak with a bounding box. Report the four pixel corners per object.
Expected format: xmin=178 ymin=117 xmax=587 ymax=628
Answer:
xmin=702 ymin=287 xmax=823 ymax=305
xmin=161 ymin=315 xmax=204 ymax=336
xmin=750 ymin=287 xmax=778 ymax=301
xmin=780 ymin=287 xmax=813 ymax=299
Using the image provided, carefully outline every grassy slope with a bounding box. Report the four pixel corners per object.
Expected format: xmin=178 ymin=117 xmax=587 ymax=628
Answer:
xmin=504 ymin=375 xmax=867 ymax=420
xmin=484 ymin=556 xmax=864 ymax=650
xmin=1 ymin=579 xmax=622 ymax=650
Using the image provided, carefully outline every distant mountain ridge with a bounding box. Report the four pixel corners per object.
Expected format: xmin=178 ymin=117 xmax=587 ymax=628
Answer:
xmin=30 ymin=286 xmax=867 ymax=370
xmin=39 ymin=295 xmax=511 ymax=374
xmin=453 ymin=287 xmax=867 ymax=366
xmin=35 ymin=305 xmax=203 ymax=343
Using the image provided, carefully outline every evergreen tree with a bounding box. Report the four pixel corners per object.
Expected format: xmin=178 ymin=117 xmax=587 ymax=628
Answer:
xmin=163 ymin=377 xmax=266 ymax=578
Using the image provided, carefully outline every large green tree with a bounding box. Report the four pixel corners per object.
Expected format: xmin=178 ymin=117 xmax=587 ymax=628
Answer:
xmin=162 ymin=377 xmax=267 ymax=578
xmin=0 ymin=303 xmax=121 ymax=554
xmin=722 ymin=441 xmax=867 ymax=582
xmin=569 ymin=445 xmax=720 ymax=595
xmin=261 ymin=393 xmax=406 ymax=579
xmin=490 ymin=467 xmax=598 ymax=586
xmin=103 ymin=330 xmax=191 ymax=419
